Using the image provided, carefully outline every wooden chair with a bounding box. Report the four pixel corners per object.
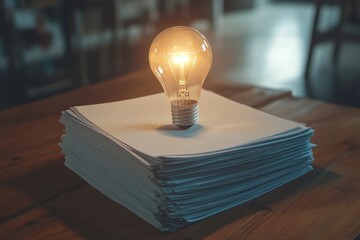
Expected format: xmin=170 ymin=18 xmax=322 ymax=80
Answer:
xmin=305 ymin=0 xmax=360 ymax=80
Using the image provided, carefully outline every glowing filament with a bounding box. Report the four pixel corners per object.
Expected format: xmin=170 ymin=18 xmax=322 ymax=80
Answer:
xmin=170 ymin=54 xmax=190 ymax=101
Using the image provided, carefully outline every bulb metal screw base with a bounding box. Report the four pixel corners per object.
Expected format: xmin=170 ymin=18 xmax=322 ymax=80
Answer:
xmin=171 ymin=100 xmax=199 ymax=129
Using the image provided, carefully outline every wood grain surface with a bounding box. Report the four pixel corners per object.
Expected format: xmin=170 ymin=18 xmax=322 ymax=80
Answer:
xmin=0 ymin=69 xmax=359 ymax=240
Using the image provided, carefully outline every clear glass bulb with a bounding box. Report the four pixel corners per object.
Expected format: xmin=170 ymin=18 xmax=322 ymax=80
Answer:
xmin=149 ymin=26 xmax=213 ymax=128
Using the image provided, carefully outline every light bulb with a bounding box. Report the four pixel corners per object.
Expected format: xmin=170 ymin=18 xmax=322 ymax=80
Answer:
xmin=149 ymin=26 xmax=213 ymax=129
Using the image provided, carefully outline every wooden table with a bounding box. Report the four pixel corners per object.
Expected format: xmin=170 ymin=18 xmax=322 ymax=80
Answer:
xmin=1 ymin=69 xmax=359 ymax=239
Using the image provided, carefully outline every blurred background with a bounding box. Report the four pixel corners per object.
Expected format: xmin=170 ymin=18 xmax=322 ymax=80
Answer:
xmin=0 ymin=0 xmax=359 ymax=110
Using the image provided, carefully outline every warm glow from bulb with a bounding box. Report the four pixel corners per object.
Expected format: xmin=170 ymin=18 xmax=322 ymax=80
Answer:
xmin=171 ymin=54 xmax=189 ymax=64
xmin=149 ymin=26 xmax=212 ymax=127
xmin=149 ymin=26 xmax=212 ymax=103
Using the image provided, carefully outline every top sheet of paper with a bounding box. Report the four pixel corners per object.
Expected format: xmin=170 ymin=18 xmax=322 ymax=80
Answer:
xmin=73 ymin=90 xmax=302 ymax=157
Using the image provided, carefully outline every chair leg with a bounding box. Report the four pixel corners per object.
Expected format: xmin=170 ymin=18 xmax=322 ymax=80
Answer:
xmin=305 ymin=0 xmax=322 ymax=81
xmin=332 ymin=1 xmax=348 ymax=65
xmin=211 ymin=0 xmax=223 ymax=30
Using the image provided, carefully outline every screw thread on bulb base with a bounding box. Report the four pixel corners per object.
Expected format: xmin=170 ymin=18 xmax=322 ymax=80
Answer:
xmin=171 ymin=100 xmax=199 ymax=129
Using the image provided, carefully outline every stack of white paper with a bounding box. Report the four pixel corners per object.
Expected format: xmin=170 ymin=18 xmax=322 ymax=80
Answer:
xmin=60 ymin=90 xmax=315 ymax=231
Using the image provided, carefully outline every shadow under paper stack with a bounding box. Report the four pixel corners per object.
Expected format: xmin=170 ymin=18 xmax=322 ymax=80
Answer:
xmin=59 ymin=90 xmax=315 ymax=232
